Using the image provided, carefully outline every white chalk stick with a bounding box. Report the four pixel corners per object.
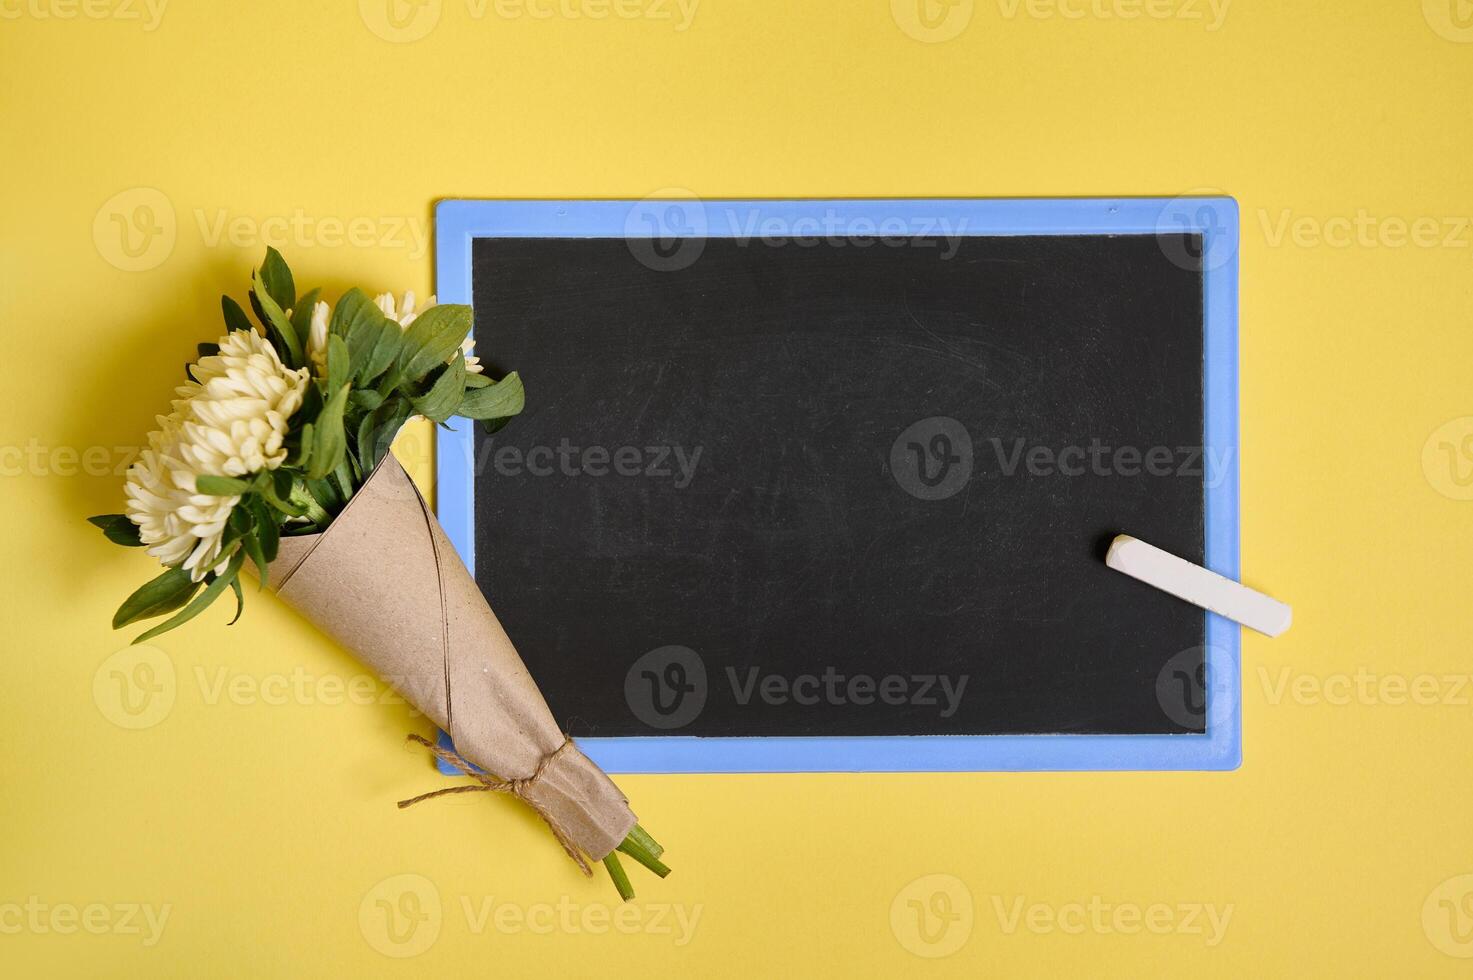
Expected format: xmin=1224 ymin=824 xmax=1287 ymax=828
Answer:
xmin=1105 ymin=534 xmax=1292 ymax=637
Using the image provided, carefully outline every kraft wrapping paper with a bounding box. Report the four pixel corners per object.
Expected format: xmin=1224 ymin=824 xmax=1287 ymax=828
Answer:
xmin=260 ymin=455 xmax=636 ymax=863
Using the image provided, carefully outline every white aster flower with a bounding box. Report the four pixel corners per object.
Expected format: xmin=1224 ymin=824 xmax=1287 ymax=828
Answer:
xmin=178 ymin=329 xmax=309 ymax=475
xmin=125 ymin=329 xmax=310 ymax=581
xmin=374 ymin=290 xmax=482 ymax=374
xmin=458 ymin=336 xmax=483 ymax=375
xmin=458 ymin=337 xmax=482 ymax=375
xmin=375 ymin=290 xmax=432 ymax=328
xmin=124 ymin=415 xmax=240 ymax=579
xmin=305 ymin=300 xmax=330 ymax=377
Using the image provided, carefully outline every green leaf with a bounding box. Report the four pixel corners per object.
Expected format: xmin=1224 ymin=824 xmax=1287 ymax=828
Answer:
xmin=328 ymin=288 xmax=378 ymax=338
xmin=292 ymin=422 xmax=314 ymax=471
xmin=221 ymin=295 xmax=254 ymax=334
xmin=307 ymin=476 xmax=341 ymax=509
xmin=326 ymin=333 xmax=350 ymax=393
xmin=224 ymin=504 xmax=252 ymax=551
xmin=349 ymin=388 xmax=385 ymax=412
xmin=88 ymin=514 xmax=144 ymax=547
xmin=290 ymin=287 xmax=321 ymax=357
xmin=306 ymin=383 xmax=351 ymax=481
xmin=112 ymin=565 xmax=200 ymax=629
xmin=356 ymin=397 xmax=410 ymax=471
xmin=459 ymin=371 xmax=525 ymax=420
xmin=411 ymin=356 xmax=466 ymax=424
xmin=332 ymin=289 xmax=402 ymax=387
xmin=241 ymin=528 xmax=269 ymax=591
xmin=194 ymin=474 xmax=253 ymax=496
xmin=358 ymin=322 xmax=402 ymax=387
xmin=346 ymin=435 xmax=363 ymax=482
xmin=260 ymin=493 xmax=306 ymax=519
xmin=300 ymin=378 xmax=324 ymax=418
xmin=330 ymin=455 xmax=354 ymax=502
xmin=301 ymin=477 xmax=340 ymax=519
xmin=395 ymin=305 xmax=471 ymax=385
xmin=259 ymin=246 xmax=296 ymax=312
xmin=354 ymin=412 xmax=376 ymax=471
xmin=463 ymin=373 xmax=493 ymax=388
xmin=256 ymin=470 xmax=305 ymax=516
xmin=252 ymin=267 xmax=304 ymax=369
xmin=133 ymin=551 xmax=246 ymax=644
xmin=249 ymin=495 xmax=280 ymax=564
xmin=227 ymin=576 xmax=245 ymax=625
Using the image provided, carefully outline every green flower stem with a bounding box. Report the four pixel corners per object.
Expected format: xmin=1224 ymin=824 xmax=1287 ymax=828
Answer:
xmin=617 ymin=838 xmax=671 ymax=878
xmin=603 ymin=825 xmax=671 ymax=900
xmin=288 ymin=479 xmax=331 ymax=526
xmin=620 ymin=826 xmax=665 ymax=866
xmin=603 ymin=852 xmax=634 ymax=902
xmin=627 ymin=823 xmax=664 ymax=859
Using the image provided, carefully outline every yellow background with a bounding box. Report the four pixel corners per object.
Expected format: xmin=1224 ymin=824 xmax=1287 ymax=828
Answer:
xmin=4 ymin=0 xmax=1473 ymax=975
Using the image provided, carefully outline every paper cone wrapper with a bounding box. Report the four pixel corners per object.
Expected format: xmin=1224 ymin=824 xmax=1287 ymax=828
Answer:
xmin=261 ymin=455 xmax=636 ymax=862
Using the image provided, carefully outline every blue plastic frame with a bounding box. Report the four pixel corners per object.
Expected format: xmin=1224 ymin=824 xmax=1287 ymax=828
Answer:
xmin=434 ymin=197 xmax=1241 ymax=773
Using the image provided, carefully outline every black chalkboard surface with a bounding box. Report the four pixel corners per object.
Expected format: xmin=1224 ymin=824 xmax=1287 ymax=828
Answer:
xmin=469 ymin=232 xmax=1206 ymax=738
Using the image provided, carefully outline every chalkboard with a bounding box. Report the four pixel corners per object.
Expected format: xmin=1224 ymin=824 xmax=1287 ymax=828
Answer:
xmin=435 ymin=199 xmax=1240 ymax=772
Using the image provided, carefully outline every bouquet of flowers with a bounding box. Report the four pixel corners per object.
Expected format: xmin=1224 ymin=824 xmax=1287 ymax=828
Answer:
xmin=89 ymin=249 xmax=670 ymax=899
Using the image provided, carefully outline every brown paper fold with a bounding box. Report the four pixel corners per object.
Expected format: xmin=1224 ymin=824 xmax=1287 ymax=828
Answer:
xmin=261 ymin=455 xmax=636 ymax=862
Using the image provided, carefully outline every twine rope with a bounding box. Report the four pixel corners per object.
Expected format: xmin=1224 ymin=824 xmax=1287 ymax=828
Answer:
xmin=398 ymin=733 xmax=592 ymax=876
